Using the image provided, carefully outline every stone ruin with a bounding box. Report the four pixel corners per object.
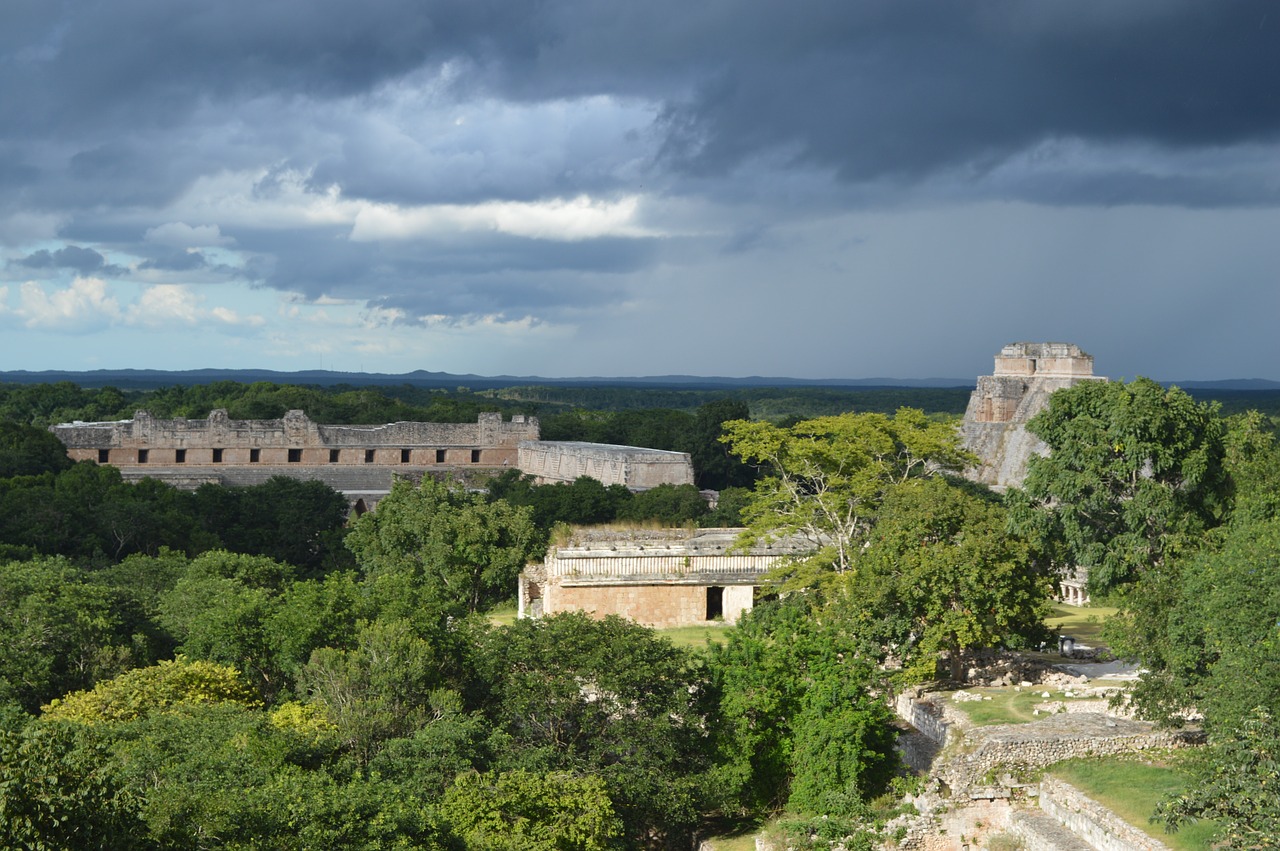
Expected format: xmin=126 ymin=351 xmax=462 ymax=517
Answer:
xmin=960 ymin=342 xmax=1107 ymax=490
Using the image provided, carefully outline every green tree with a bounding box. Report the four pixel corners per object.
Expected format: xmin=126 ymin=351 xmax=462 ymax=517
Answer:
xmin=471 ymin=613 xmax=712 ymax=848
xmin=617 ymin=483 xmax=708 ymax=525
xmin=0 ymin=558 xmax=157 ymax=713
xmin=1155 ymin=707 xmax=1280 ymax=849
xmin=192 ymin=476 xmax=352 ymax=576
xmin=440 ymin=770 xmax=622 ymax=851
xmin=300 ymin=619 xmax=451 ymax=765
xmin=706 ymin=596 xmax=897 ymax=816
xmin=722 ymin=409 xmax=972 ymax=590
xmin=689 ymin=400 xmax=757 ymax=490
xmin=786 ymin=664 xmax=899 ymax=816
xmin=842 ymin=477 xmax=1052 ymax=682
xmin=1015 ymin=377 xmax=1229 ymax=594
xmin=0 ymin=421 xmax=74 ymax=477
xmin=42 ymin=657 xmax=260 ymax=724
xmin=0 ymin=717 xmax=149 ymax=849
xmin=346 ymin=477 xmax=540 ymax=618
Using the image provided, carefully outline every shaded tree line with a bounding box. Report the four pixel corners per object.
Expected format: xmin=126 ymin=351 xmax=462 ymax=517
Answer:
xmin=0 ymin=472 xmax=909 ymax=849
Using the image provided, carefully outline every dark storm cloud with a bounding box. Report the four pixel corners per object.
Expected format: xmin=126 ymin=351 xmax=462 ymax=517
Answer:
xmin=11 ymin=245 xmax=124 ymax=276
xmin=235 ymin=226 xmax=656 ymax=316
xmin=3 ymin=0 xmax=1277 ymax=224
xmin=5 ymin=0 xmax=1280 ymax=363
xmin=10 ymin=2 xmax=1279 ymax=177
xmin=652 ymin=1 xmax=1280 ymax=187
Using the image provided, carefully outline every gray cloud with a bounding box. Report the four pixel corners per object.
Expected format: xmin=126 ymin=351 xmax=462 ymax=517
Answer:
xmin=11 ymin=245 xmax=124 ymax=276
xmin=4 ymin=1 xmax=1280 ymax=379
xmin=139 ymin=250 xmax=207 ymax=272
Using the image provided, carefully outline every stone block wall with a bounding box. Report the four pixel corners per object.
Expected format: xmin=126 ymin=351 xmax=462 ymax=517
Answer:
xmin=960 ymin=342 xmax=1107 ymax=489
xmin=938 ymin=714 xmax=1196 ymax=793
xmin=542 ymin=582 xmax=752 ymax=629
xmin=520 ymin=528 xmax=805 ymax=627
xmin=53 ymin=410 xmax=539 ymax=468
xmin=1037 ymin=777 xmax=1172 ymax=851
xmin=517 ymin=440 xmax=694 ymax=489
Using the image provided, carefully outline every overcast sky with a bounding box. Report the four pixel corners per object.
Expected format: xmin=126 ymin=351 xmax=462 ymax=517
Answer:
xmin=3 ymin=1 xmax=1279 ymax=381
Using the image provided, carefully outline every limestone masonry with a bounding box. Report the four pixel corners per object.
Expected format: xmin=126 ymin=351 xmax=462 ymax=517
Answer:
xmin=54 ymin=410 xmax=538 ymax=468
xmin=50 ymin=410 xmax=694 ymax=502
xmin=519 ymin=527 xmax=807 ymax=628
xmin=960 ymin=342 xmax=1106 ymax=490
xmin=517 ymin=440 xmax=694 ymax=489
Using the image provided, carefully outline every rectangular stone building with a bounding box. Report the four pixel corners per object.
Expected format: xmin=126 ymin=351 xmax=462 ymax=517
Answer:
xmin=519 ymin=527 xmax=806 ymax=628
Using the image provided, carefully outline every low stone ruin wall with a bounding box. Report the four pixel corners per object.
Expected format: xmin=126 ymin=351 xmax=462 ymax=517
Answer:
xmin=938 ymin=713 xmax=1197 ymax=793
xmin=1036 ymin=776 xmax=1172 ymax=851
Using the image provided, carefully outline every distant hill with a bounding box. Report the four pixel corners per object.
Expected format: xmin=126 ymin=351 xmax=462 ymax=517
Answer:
xmin=0 ymin=368 xmax=977 ymax=391
xmin=4 ymin=368 xmax=1279 ymax=394
xmin=1169 ymin=378 xmax=1280 ymax=391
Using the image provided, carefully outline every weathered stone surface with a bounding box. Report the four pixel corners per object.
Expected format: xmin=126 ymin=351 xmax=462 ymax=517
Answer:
xmin=1037 ymin=777 xmax=1173 ymax=851
xmin=53 ymin=410 xmax=538 ymax=467
xmin=960 ymin=342 xmax=1107 ymax=490
xmin=52 ymin=411 xmax=698 ymax=505
xmin=520 ymin=527 xmax=806 ymax=628
xmin=517 ymin=440 xmax=694 ymax=488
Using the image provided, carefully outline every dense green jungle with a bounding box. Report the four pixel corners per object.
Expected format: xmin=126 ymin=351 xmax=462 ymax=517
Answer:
xmin=2 ymin=379 xmax=1278 ymax=849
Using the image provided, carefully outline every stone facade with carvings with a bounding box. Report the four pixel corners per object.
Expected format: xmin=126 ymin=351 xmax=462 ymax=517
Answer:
xmin=54 ymin=410 xmax=538 ymax=468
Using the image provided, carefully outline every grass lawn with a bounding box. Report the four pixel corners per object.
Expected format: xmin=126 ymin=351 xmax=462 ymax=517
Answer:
xmin=485 ymin=601 xmax=518 ymax=627
xmin=1049 ymin=756 xmax=1220 ymax=850
xmin=698 ymin=824 xmax=761 ymax=851
xmin=659 ymin=623 xmax=733 ymax=650
xmin=1045 ymin=603 xmax=1119 ymax=647
xmin=943 ymin=686 xmax=1104 ymax=726
xmin=483 ymin=605 xmax=733 ymax=650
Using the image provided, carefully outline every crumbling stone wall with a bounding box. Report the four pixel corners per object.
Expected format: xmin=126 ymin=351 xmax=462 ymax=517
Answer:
xmin=1036 ymin=776 xmax=1173 ymax=851
xmin=937 ymin=713 xmax=1197 ymax=793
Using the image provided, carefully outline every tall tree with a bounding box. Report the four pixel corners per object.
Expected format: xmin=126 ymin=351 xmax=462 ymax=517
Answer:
xmin=346 ymin=477 xmax=540 ymax=619
xmin=1014 ymin=377 xmax=1229 ymax=594
xmin=722 ymin=408 xmax=972 ymax=590
xmin=840 ymin=477 xmax=1052 ymax=682
xmin=471 ymin=613 xmax=713 ymax=849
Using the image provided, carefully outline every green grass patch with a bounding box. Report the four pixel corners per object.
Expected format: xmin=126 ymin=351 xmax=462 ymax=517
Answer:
xmin=943 ymin=687 xmax=1104 ymax=726
xmin=1049 ymin=756 xmax=1220 ymax=850
xmin=698 ymin=822 xmax=761 ymax=851
xmin=659 ymin=623 xmax=733 ymax=649
xmin=1046 ymin=603 xmax=1119 ymax=647
xmin=485 ymin=601 xmax=518 ymax=627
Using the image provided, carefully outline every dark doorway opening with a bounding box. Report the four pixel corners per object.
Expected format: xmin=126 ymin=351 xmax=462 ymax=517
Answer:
xmin=706 ymin=586 xmax=724 ymax=621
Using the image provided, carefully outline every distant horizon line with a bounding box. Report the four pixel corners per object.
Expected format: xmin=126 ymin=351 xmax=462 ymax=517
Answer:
xmin=1 ymin=367 xmax=1278 ymax=392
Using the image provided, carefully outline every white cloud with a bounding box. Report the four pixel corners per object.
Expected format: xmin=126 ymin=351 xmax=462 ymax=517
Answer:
xmin=210 ymin=305 xmax=265 ymax=326
xmin=128 ymin=284 xmax=201 ymax=325
xmin=349 ymin=194 xmax=657 ymax=242
xmin=16 ymin=277 xmax=122 ymax=330
xmin=127 ymin=284 xmax=267 ymax=328
xmin=144 ymin=222 xmax=235 ymax=248
xmin=1 ymin=279 xmax=266 ymax=332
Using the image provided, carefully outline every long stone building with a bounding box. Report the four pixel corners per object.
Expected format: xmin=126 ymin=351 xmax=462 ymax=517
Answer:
xmin=519 ymin=527 xmax=808 ymax=628
xmin=50 ymin=409 xmax=694 ymax=507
